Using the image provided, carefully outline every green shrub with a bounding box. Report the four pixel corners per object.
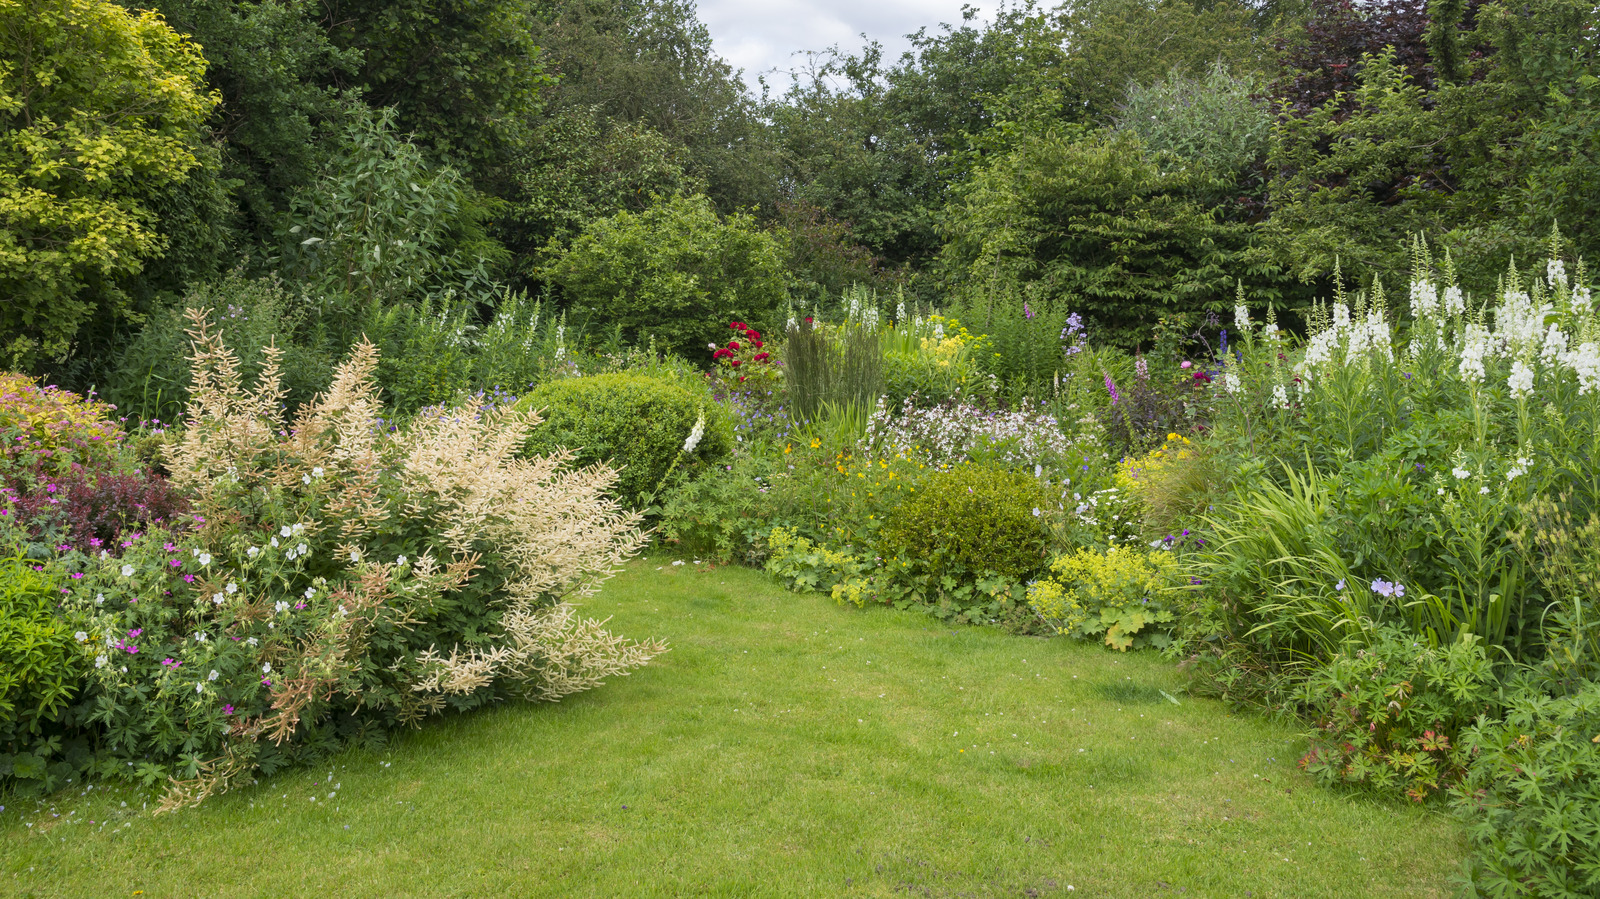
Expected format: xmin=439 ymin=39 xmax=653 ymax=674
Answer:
xmin=877 ymin=464 xmax=1051 ymax=580
xmin=517 ymin=372 xmax=733 ymax=511
xmin=1 ymin=554 xmax=85 ymax=795
xmin=1027 ymin=546 xmax=1182 ymax=651
xmin=542 ymin=193 xmax=789 ymax=358
xmin=1295 ymin=627 xmax=1497 ymax=803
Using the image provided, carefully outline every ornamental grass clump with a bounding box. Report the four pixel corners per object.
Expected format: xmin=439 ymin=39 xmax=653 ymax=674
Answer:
xmin=62 ymin=310 xmax=661 ymax=810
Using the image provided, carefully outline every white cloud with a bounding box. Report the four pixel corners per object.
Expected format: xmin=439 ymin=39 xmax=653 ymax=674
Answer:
xmin=698 ymin=0 xmax=1001 ymax=89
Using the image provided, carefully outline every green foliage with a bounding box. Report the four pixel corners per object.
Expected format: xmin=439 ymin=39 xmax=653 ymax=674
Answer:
xmin=0 ymin=0 xmax=219 ymax=366
xmin=528 ymin=0 xmax=773 ymax=212
xmin=279 ymin=107 xmax=506 ymax=314
xmin=359 ymin=288 xmax=577 ymax=413
xmin=877 ymin=464 xmax=1051 ymax=581
xmin=1027 ymin=546 xmax=1181 ymax=651
xmin=771 ymin=199 xmax=896 ymax=304
xmin=948 ymin=283 xmax=1070 ymax=398
xmin=517 ymin=372 xmax=733 ymax=511
xmin=0 ymin=555 xmax=82 ymax=788
xmin=1455 ymin=676 xmax=1600 ymax=897
xmin=142 ymin=0 xmax=362 ymax=247
xmin=544 ymin=194 xmax=788 ymax=357
xmin=1057 ymin=0 xmax=1268 ymax=124
xmin=1115 ymin=63 xmax=1272 ymax=187
xmin=878 ymin=313 xmax=987 ymax=408
xmin=940 ymin=129 xmax=1291 ymax=348
xmin=322 ymin=0 xmax=552 ymax=191
xmin=106 ymin=275 xmax=335 ymax=424
xmin=509 ymin=105 xmax=697 ymax=273
xmin=657 ymin=448 xmax=781 ymax=564
xmin=763 ymin=525 xmax=873 ymax=601
xmin=1266 ymin=0 xmax=1600 ymax=290
xmin=763 ymin=524 xmax=1035 ymax=630
xmin=1295 ymin=628 xmax=1496 ymax=802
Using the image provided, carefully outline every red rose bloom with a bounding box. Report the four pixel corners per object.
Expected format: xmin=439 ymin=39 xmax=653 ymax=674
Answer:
xmin=728 ymin=341 xmax=741 ymax=350
xmin=753 ymin=340 xmax=764 ymax=349
xmin=730 ymin=359 xmax=742 ymax=367
xmin=753 ymin=352 xmax=770 ymax=362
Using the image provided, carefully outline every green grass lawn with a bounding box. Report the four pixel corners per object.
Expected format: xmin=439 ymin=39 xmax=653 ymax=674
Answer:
xmin=3 ymin=558 xmax=1464 ymax=898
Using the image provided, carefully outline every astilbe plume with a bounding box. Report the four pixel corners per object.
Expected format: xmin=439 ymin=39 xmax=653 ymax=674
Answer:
xmin=154 ymin=308 xmax=661 ymax=810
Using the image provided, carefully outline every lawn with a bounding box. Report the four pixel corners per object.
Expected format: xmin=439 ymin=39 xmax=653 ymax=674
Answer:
xmin=2 ymin=558 xmax=1465 ymax=898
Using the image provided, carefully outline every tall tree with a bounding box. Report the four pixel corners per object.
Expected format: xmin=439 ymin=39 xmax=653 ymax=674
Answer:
xmin=528 ymin=0 xmax=776 ymax=212
xmin=0 ymin=0 xmax=219 ymax=366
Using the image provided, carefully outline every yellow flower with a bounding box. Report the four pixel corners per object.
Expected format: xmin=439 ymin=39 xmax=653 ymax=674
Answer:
xmin=811 ymin=438 xmax=821 ymax=449
xmin=785 ymin=444 xmax=792 ymax=454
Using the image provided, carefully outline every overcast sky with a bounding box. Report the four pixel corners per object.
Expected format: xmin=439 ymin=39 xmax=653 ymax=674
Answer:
xmin=697 ymin=0 xmax=1002 ymax=91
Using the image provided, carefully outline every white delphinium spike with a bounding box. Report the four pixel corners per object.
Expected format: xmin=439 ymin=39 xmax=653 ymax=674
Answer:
xmin=1234 ymin=302 xmax=1251 ymax=334
xmin=1541 ymin=324 xmax=1569 ymax=366
xmin=1507 ymin=360 xmax=1535 ymax=399
xmin=1562 ymin=343 xmax=1600 ymax=395
xmin=1409 ymin=278 xmax=1439 ymax=320
xmin=1574 ymin=284 xmax=1594 ymax=314
xmin=1443 ymin=285 xmax=1466 ymax=316
xmin=1548 ymin=258 xmax=1567 ymax=292
xmin=1459 ymin=324 xmax=1491 ymax=384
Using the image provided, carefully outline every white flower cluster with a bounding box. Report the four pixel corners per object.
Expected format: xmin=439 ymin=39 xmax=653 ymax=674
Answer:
xmin=1300 ymin=255 xmax=1599 ymax=403
xmin=863 ymin=396 xmax=1075 ymax=469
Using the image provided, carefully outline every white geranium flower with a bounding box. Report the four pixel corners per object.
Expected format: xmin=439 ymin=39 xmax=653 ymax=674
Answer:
xmin=74 ymin=630 xmax=88 ymax=642
xmin=120 ymin=564 xmax=134 ymax=577
xmin=262 ymin=662 xmax=272 ymax=674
